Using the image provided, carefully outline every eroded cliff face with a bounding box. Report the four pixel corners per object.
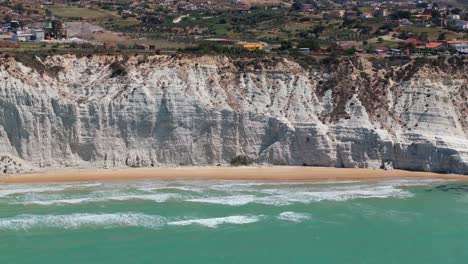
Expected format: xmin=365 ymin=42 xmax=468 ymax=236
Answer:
xmin=0 ymin=54 xmax=466 ymax=174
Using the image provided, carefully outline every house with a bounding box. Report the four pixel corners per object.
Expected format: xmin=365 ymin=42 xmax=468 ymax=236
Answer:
xmin=204 ymin=38 xmax=239 ymax=45
xmin=1 ymin=21 xmax=21 ymax=32
xmin=0 ymin=23 xmax=11 ymax=32
xmin=235 ymin=7 xmax=251 ymax=14
xmin=360 ymin=13 xmax=373 ymax=19
xmin=327 ymin=10 xmax=345 ymax=18
xmin=12 ymin=31 xmax=32 ymax=42
xmin=374 ymin=46 xmax=389 ymax=54
xmin=300 ymin=4 xmax=314 ymax=12
xmin=446 ymin=14 xmax=460 ymax=20
xmin=0 ymin=32 xmax=12 ymax=41
xmin=455 ymin=21 xmax=468 ymax=30
xmin=313 ymin=49 xmax=329 ymax=55
xmin=236 ymin=42 xmax=264 ymax=51
xmin=373 ymin=8 xmax=388 ymax=17
xmin=298 ymin=48 xmax=310 ymax=54
xmin=426 ymin=42 xmax=445 ymax=50
xmin=414 ymin=14 xmax=432 ymax=22
xmin=399 ymin=19 xmax=413 ymax=26
xmin=44 ymin=19 xmax=67 ymax=39
xmin=31 ymin=29 xmax=45 ymax=42
xmin=390 ymin=49 xmax=401 ymax=55
xmin=121 ymin=10 xmax=133 ymax=16
xmin=451 ymin=43 xmax=468 ymax=54
xmin=102 ymin=42 xmax=118 ymax=49
xmin=345 ymin=10 xmax=358 ymax=18
xmin=135 ymin=44 xmax=150 ymax=50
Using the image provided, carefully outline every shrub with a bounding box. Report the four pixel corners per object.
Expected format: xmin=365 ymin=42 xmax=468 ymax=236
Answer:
xmin=230 ymin=155 xmax=254 ymax=166
xmin=109 ymin=62 xmax=127 ymax=77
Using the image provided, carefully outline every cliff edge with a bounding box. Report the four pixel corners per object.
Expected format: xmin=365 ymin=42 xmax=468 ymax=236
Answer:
xmin=0 ymin=54 xmax=466 ymax=174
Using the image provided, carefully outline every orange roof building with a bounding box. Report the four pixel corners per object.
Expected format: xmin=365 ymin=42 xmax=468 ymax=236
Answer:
xmin=426 ymin=42 xmax=444 ymax=49
xmin=236 ymin=42 xmax=264 ymax=51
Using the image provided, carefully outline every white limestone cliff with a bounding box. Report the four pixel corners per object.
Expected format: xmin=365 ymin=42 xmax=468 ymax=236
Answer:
xmin=0 ymin=54 xmax=466 ymax=174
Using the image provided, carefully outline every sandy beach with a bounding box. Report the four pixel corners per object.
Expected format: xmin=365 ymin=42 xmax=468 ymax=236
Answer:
xmin=0 ymin=166 xmax=466 ymax=184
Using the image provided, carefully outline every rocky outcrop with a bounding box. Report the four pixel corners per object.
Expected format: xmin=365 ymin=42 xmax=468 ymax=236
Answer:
xmin=0 ymin=54 xmax=466 ymax=174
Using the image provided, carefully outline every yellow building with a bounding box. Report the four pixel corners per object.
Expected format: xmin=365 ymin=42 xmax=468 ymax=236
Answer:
xmin=236 ymin=42 xmax=264 ymax=51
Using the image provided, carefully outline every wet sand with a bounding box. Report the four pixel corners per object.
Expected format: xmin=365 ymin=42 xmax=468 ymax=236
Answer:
xmin=0 ymin=166 xmax=466 ymax=184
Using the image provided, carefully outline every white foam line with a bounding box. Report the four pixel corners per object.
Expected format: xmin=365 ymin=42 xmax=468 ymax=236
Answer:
xmin=0 ymin=183 xmax=102 ymax=197
xmin=187 ymin=195 xmax=257 ymax=206
xmin=168 ymin=215 xmax=260 ymax=228
xmin=185 ymin=186 xmax=412 ymax=206
xmin=278 ymin=212 xmax=311 ymax=223
xmin=0 ymin=213 xmax=166 ymax=230
xmin=15 ymin=193 xmax=182 ymax=206
xmin=0 ymin=214 xmax=263 ymax=230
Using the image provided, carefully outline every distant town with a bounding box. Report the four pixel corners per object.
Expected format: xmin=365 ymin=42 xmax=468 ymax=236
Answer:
xmin=0 ymin=0 xmax=467 ymax=56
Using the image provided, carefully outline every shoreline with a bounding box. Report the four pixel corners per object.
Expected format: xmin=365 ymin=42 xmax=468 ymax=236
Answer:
xmin=0 ymin=166 xmax=467 ymax=184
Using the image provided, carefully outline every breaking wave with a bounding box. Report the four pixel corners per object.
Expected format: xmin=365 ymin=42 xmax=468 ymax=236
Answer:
xmin=0 ymin=214 xmax=262 ymax=230
xmin=168 ymin=215 xmax=260 ymax=228
xmin=0 ymin=179 xmax=435 ymax=207
xmin=0 ymin=183 xmax=102 ymax=197
xmin=277 ymin=212 xmax=311 ymax=223
xmin=14 ymin=193 xmax=183 ymax=206
xmin=186 ymin=185 xmax=412 ymax=206
xmin=0 ymin=213 xmax=166 ymax=230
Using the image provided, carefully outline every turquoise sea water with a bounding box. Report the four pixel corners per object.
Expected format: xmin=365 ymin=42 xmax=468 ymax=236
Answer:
xmin=1 ymin=179 xmax=468 ymax=263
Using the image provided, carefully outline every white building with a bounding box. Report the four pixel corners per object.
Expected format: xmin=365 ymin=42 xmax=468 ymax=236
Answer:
xmin=32 ymin=29 xmax=45 ymax=42
xmin=452 ymin=43 xmax=468 ymax=54
xmin=447 ymin=14 xmax=460 ymax=20
xmin=456 ymin=20 xmax=468 ymax=30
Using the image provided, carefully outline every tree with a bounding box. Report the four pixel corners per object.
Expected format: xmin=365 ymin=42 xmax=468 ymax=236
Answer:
xmin=451 ymin=8 xmax=462 ymax=15
xmin=398 ymin=31 xmax=410 ymax=40
xmin=298 ymin=38 xmax=320 ymax=50
xmin=417 ymin=32 xmax=429 ymax=42
xmin=377 ymin=37 xmax=384 ymax=43
xmin=438 ymin=32 xmax=446 ymax=41
xmin=311 ymin=25 xmax=325 ymax=35
xmin=3 ymin=14 xmax=12 ymax=22
xmin=280 ymin=40 xmax=292 ymax=50
xmin=390 ymin=10 xmax=411 ymax=20
xmin=344 ymin=47 xmax=357 ymax=55
xmin=416 ymin=2 xmax=428 ymax=8
xmin=14 ymin=3 xmax=25 ymax=14
xmin=291 ymin=1 xmax=304 ymax=11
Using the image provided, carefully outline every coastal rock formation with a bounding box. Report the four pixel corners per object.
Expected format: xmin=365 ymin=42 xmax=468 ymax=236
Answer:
xmin=0 ymin=54 xmax=466 ymax=174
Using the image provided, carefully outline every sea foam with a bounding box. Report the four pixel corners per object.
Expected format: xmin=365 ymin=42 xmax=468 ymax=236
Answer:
xmin=2 ymin=180 xmax=422 ymax=207
xmin=278 ymin=212 xmax=311 ymax=223
xmin=0 ymin=213 xmax=263 ymax=230
xmin=14 ymin=193 xmax=183 ymax=206
xmin=185 ymin=185 xmax=412 ymax=206
xmin=168 ymin=215 xmax=260 ymax=228
xmin=0 ymin=183 xmax=102 ymax=197
xmin=0 ymin=213 xmax=166 ymax=230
